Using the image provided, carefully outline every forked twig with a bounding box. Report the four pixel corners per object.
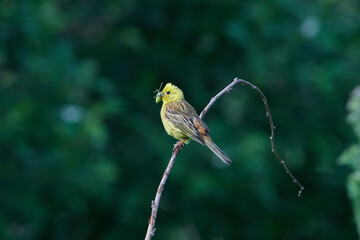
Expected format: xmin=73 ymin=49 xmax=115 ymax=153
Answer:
xmin=145 ymin=77 xmax=304 ymax=240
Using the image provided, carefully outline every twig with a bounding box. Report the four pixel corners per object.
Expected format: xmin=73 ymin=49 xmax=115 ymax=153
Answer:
xmin=200 ymin=77 xmax=304 ymax=197
xmin=145 ymin=141 xmax=184 ymax=240
xmin=145 ymin=77 xmax=304 ymax=239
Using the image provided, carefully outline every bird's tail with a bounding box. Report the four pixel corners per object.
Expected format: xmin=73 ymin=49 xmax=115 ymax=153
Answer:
xmin=204 ymin=137 xmax=232 ymax=165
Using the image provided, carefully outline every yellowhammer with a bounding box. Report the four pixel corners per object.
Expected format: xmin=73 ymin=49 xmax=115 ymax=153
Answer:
xmin=155 ymin=83 xmax=232 ymax=165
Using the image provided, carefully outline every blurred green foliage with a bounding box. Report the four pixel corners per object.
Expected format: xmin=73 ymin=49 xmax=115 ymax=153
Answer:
xmin=339 ymin=86 xmax=360 ymax=238
xmin=0 ymin=0 xmax=359 ymax=239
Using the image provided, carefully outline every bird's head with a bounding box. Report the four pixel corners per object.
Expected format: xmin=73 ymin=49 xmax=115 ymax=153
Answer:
xmin=155 ymin=83 xmax=184 ymax=104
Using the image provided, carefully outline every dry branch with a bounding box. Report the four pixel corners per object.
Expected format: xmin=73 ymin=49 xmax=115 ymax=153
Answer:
xmin=145 ymin=77 xmax=304 ymax=239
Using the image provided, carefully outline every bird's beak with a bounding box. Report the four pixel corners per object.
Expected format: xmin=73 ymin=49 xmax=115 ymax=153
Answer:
xmin=155 ymin=92 xmax=164 ymax=103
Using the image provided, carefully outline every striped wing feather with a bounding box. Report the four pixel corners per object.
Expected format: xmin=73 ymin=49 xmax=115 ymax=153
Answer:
xmin=165 ymin=100 xmax=209 ymax=145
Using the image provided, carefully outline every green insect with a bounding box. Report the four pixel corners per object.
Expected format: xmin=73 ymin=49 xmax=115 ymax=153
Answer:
xmin=153 ymin=83 xmax=163 ymax=103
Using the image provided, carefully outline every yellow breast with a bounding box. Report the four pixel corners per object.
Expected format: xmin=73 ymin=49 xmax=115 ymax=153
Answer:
xmin=160 ymin=103 xmax=188 ymax=141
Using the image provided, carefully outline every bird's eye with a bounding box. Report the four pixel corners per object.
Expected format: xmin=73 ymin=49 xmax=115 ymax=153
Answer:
xmin=166 ymin=91 xmax=170 ymax=94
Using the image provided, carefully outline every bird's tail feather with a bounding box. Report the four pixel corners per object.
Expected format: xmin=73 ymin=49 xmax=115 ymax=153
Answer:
xmin=204 ymin=137 xmax=232 ymax=165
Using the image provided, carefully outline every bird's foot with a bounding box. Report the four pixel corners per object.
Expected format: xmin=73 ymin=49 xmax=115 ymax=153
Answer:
xmin=172 ymin=140 xmax=185 ymax=154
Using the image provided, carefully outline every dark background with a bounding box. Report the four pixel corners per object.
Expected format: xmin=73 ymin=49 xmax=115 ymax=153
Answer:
xmin=1 ymin=0 xmax=359 ymax=239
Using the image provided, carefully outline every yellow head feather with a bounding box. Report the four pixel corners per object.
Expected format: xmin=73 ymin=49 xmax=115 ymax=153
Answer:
xmin=161 ymin=83 xmax=184 ymax=103
xmin=155 ymin=83 xmax=184 ymax=104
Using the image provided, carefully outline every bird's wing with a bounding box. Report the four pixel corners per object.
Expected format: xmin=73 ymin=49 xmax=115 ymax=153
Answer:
xmin=165 ymin=101 xmax=208 ymax=145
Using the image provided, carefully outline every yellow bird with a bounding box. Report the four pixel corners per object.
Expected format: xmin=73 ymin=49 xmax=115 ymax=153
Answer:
xmin=155 ymin=83 xmax=232 ymax=165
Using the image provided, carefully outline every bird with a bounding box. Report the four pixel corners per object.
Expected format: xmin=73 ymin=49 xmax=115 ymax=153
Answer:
xmin=155 ymin=83 xmax=232 ymax=165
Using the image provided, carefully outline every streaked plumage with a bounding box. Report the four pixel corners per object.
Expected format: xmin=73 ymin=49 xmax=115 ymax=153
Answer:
xmin=155 ymin=83 xmax=232 ymax=165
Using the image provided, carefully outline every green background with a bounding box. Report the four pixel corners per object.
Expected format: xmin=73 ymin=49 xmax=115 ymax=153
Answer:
xmin=1 ymin=0 xmax=359 ymax=239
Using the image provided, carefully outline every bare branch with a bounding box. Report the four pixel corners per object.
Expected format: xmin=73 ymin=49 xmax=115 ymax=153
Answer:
xmin=145 ymin=141 xmax=184 ymax=240
xmin=145 ymin=77 xmax=304 ymax=239
xmin=200 ymin=77 xmax=304 ymax=197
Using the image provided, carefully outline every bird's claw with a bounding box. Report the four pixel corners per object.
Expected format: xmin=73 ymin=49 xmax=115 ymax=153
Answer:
xmin=172 ymin=140 xmax=185 ymax=154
